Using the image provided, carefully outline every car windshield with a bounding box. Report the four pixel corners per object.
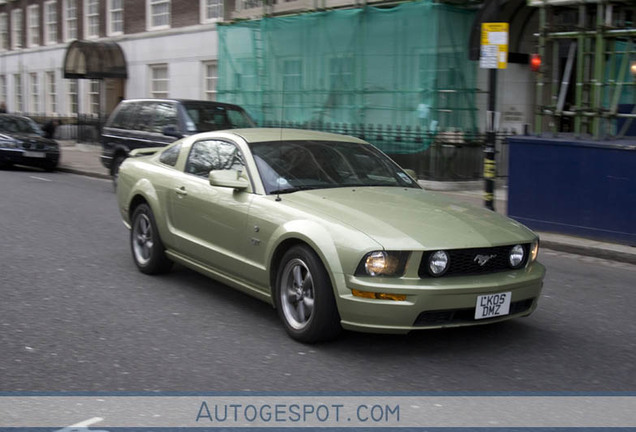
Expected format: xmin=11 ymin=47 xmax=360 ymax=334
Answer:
xmin=182 ymin=102 xmax=255 ymax=133
xmin=0 ymin=116 xmax=41 ymax=135
xmin=249 ymin=140 xmax=420 ymax=194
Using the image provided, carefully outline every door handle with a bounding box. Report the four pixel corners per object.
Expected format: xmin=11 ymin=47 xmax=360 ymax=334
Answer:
xmin=175 ymin=186 xmax=187 ymax=197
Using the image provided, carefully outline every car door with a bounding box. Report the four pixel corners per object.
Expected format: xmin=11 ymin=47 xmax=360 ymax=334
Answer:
xmin=168 ymin=138 xmax=254 ymax=278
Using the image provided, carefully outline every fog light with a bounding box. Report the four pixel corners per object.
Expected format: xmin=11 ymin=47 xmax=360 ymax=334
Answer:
xmin=428 ymin=250 xmax=449 ymax=276
xmin=509 ymin=244 xmax=525 ymax=268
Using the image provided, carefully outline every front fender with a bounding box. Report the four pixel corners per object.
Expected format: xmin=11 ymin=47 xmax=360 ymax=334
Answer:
xmin=265 ymin=218 xmax=383 ymax=299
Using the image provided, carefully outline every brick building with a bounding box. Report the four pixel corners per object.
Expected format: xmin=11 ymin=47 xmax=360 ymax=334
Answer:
xmin=0 ymin=0 xmax=225 ymax=117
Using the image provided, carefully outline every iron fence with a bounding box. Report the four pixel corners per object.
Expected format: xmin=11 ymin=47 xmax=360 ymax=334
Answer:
xmin=19 ymin=113 xmax=513 ymax=181
xmin=265 ymin=120 xmax=514 ymax=181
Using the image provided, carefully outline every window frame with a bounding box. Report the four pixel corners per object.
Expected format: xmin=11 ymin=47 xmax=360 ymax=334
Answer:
xmin=146 ymin=0 xmax=171 ymax=31
xmin=45 ymin=71 xmax=57 ymax=114
xmin=203 ymin=61 xmax=218 ymax=101
xmin=11 ymin=9 xmax=23 ymax=50
xmin=107 ymin=0 xmax=124 ymax=36
xmin=30 ymin=73 xmax=39 ymax=113
xmin=149 ymin=64 xmax=169 ymax=99
xmin=200 ymin=0 xmax=223 ymax=24
xmin=64 ymin=0 xmax=77 ymax=42
xmin=44 ymin=1 xmax=57 ymax=45
xmin=27 ymin=4 xmax=40 ymax=48
xmin=0 ymin=13 xmax=8 ymax=51
xmin=84 ymin=0 xmax=99 ymax=39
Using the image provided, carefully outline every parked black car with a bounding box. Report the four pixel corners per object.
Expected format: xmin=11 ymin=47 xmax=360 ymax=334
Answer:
xmin=100 ymin=99 xmax=255 ymax=181
xmin=0 ymin=114 xmax=60 ymax=171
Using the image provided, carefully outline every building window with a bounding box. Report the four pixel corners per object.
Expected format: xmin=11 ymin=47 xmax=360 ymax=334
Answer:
xmin=46 ymin=71 xmax=57 ymax=113
xmin=11 ymin=9 xmax=22 ymax=50
xmin=0 ymin=14 xmax=8 ymax=51
xmin=14 ymin=74 xmax=23 ymax=112
xmin=201 ymin=0 xmax=223 ymax=23
xmin=0 ymin=75 xmax=6 ymax=109
xmin=107 ymin=0 xmax=123 ymax=35
xmin=84 ymin=0 xmax=99 ymax=39
xmin=329 ymin=56 xmax=354 ymax=106
xmin=30 ymin=73 xmax=39 ymax=113
xmin=147 ymin=0 xmax=170 ymax=30
xmin=89 ymin=79 xmax=100 ymax=115
xmin=203 ymin=61 xmax=217 ymax=101
xmin=150 ymin=64 xmax=169 ymax=98
xmin=65 ymin=0 xmax=77 ymax=41
xmin=68 ymin=80 xmax=77 ymax=114
xmin=27 ymin=5 xmax=40 ymax=47
xmin=45 ymin=1 xmax=57 ymax=45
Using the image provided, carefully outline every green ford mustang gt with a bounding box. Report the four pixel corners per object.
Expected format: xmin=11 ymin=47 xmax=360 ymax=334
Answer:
xmin=116 ymin=128 xmax=545 ymax=342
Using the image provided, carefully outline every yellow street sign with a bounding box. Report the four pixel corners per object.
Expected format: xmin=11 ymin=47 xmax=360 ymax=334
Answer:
xmin=480 ymin=22 xmax=509 ymax=69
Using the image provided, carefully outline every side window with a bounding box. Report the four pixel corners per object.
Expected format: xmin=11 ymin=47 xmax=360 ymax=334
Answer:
xmin=131 ymin=102 xmax=156 ymax=131
xmin=110 ymin=103 xmax=139 ymax=129
xmin=151 ymin=102 xmax=178 ymax=133
xmin=185 ymin=140 xmax=244 ymax=178
xmin=159 ymin=143 xmax=182 ymax=167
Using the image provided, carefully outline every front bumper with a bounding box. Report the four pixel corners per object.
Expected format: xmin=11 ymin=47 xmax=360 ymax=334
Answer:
xmin=0 ymin=148 xmax=60 ymax=169
xmin=335 ymin=262 xmax=546 ymax=333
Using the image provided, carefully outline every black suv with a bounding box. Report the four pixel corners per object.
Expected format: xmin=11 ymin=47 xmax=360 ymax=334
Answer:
xmin=100 ymin=99 xmax=255 ymax=179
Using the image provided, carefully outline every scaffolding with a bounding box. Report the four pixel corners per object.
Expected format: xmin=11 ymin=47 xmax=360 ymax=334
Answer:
xmin=530 ymin=0 xmax=636 ymax=139
xmin=217 ymin=0 xmax=479 ymax=154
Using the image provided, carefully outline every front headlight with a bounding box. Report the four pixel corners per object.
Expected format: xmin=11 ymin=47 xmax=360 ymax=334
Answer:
xmin=356 ymin=251 xmax=409 ymax=277
xmin=0 ymin=139 xmax=18 ymax=149
xmin=509 ymin=244 xmax=526 ymax=269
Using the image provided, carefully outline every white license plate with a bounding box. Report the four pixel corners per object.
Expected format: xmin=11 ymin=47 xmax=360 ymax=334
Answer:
xmin=475 ymin=292 xmax=511 ymax=320
xmin=23 ymin=151 xmax=46 ymax=158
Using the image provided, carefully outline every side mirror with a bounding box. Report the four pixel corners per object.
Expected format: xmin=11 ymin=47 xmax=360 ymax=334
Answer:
xmin=162 ymin=125 xmax=183 ymax=139
xmin=209 ymin=170 xmax=249 ymax=191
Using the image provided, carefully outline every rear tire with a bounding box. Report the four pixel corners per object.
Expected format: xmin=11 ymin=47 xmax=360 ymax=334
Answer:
xmin=130 ymin=203 xmax=173 ymax=275
xmin=274 ymin=245 xmax=341 ymax=343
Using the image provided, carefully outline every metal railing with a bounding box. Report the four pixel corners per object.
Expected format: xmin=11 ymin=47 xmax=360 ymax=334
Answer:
xmin=264 ymin=120 xmax=513 ymax=181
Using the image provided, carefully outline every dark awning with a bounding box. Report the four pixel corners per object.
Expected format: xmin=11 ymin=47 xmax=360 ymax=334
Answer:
xmin=63 ymin=40 xmax=128 ymax=79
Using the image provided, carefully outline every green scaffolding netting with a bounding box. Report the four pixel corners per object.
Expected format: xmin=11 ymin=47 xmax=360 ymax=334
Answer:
xmin=218 ymin=0 xmax=477 ymax=153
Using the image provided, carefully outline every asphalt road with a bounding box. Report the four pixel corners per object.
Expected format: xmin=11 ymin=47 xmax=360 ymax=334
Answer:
xmin=1 ymin=168 xmax=635 ymax=392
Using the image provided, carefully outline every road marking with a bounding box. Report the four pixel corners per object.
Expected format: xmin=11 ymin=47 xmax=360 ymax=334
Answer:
xmin=29 ymin=176 xmax=52 ymax=182
xmin=53 ymin=417 xmax=105 ymax=432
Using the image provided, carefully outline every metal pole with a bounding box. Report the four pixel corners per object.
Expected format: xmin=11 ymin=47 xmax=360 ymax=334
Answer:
xmin=484 ymin=68 xmax=497 ymax=211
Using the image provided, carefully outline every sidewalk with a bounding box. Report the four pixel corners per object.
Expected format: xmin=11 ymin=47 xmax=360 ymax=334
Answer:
xmin=56 ymin=141 xmax=636 ymax=265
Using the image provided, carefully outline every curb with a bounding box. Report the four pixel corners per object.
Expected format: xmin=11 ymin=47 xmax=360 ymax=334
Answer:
xmin=57 ymin=166 xmax=112 ymax=181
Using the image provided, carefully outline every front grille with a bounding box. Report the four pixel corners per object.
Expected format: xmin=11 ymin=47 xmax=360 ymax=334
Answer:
xmin=419 ymin=244 xmax=530 ymax=278
xmin=413 ymin=298 xmax=535 ymax=327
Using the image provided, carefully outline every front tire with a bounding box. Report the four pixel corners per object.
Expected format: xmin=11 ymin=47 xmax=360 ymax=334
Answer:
xmin=274 ymin=245 xmax=341 ymax=343
xmin=130 ymin=203 xmax=173 ymax=275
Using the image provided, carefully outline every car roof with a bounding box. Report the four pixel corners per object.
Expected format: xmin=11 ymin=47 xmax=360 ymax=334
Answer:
xmin=227 ymin=128 xmax=369 ymax=144
xmin=118 ymin=98 xmax=247 ymax=110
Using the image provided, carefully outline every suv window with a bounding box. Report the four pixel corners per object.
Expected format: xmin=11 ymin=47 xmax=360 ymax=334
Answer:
xmin=182 ymin=102 xmax=254 ymax=133
xmin=110 ymin=103 xmax=139 ymax=129
xmin=151 ymin=102 xmax=178 ymax=133
xmin=131 ymin=103 xmax=157 ymax=132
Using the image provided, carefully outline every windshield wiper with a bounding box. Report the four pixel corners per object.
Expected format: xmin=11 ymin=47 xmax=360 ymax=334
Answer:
xmin=269 ymin=185 xmax=326 ymax=195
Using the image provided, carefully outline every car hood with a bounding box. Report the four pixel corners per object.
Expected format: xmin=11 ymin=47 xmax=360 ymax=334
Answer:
xmin=281 ymin=187 xmax=536 ymax=250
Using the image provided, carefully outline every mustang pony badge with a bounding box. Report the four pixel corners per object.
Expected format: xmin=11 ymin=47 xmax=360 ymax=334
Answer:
xmin=474 ymin=254 xmax=497 ymax=266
